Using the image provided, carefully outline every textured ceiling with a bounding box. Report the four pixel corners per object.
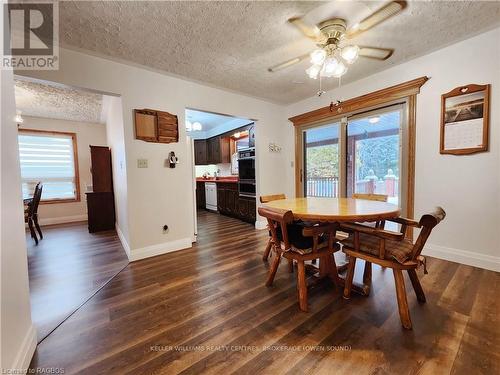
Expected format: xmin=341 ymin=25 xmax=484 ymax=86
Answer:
xmin=15 ymin=79 xmax=104 ymax=123
xmin=59 ymin=1 xmax=500 ymax=104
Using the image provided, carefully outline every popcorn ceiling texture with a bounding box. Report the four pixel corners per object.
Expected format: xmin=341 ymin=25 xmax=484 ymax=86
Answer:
xmin=14 ymin=79 xmax=103 ymax=124
xmin=54 ymin=1 xmax=500 ymax=103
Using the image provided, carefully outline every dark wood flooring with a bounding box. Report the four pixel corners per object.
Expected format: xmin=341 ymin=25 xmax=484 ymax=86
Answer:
xmin=30 ymin=211 xmax=499 ymax=374
xmin=27 ymin=221 xmax=129 ymax=342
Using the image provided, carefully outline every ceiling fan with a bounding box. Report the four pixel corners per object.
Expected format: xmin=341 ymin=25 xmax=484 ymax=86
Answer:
xmin=268 ymin=1 xmax=407 ymax=80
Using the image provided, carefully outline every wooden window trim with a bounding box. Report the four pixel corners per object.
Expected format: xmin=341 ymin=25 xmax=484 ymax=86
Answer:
xmin=290 ymin=76 xmax=429 ymax=235
xmin=18 ymin=128 xmax=81 ymax=204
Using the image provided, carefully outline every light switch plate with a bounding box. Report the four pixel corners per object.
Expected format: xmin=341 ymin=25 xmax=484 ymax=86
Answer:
xmin=137 ymin=159 xmax=148 ymax=168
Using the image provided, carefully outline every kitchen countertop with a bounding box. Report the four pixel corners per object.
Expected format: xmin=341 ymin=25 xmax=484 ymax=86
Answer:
xmin=196 ymin=177 xmax=239 ymax=183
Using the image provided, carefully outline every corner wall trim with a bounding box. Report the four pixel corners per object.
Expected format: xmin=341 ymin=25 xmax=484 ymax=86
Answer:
xmin=38 ymin=214 xmax=88 ymax=226
xmin=423 ymin=243 xmax=500 ymax=272
xmin=10 ymin=324 xmax=37 ymax=371
xmin=115 ymin=224 xmax=131 ymax=259
xmin=129 ymin=237 xmax=193 ymax=262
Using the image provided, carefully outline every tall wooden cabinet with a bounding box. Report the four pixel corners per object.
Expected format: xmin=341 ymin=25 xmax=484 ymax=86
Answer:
xmin=86 ymin=146 xmax=115 ymax=233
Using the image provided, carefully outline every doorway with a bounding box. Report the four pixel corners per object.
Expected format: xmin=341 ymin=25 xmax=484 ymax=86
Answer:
xmin=299 ymin=104 xmax=406 ymax=210
xmin=15 ymin=77 xmax=129 ymax=342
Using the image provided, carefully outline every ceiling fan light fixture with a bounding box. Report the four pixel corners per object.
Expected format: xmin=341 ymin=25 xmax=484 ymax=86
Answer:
xmin=341 ymin=45 xmax=360 ymax=64
xmin=321 ymin=57 xmax=339 ymax=77
xmin=310 ymin=49 xmax=327 ymax=65
xmin=306 ymin=64 xmax=321 ymax=79
xmin=332 ymin=61 xmax=347 ymax=77
xmin=192 ymin=122 xmax=202 ymax=131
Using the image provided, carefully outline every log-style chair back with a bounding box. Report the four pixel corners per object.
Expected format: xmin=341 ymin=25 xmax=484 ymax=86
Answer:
xmin=258 ymin=207 xmax=293 ymax=251
xmin=410 ymin=207 xmax=446 ymax=260
xmin=258 ymin=206 xmax=340 ymax=312
xmin=352 ymin=193 xmax=388 ymax=202
xmin=342 ymin=206 xmax=446 ymax=329
xmin=259 ymin=194 xmax=286 ymax=204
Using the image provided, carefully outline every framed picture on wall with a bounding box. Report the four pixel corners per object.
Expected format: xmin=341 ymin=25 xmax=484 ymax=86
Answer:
xmin=440 ymin=84 xmax=490 ymax=155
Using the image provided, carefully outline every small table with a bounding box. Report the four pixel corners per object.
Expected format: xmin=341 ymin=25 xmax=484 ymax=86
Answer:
xmin=263 ymin=197 xmax=400 ymax=294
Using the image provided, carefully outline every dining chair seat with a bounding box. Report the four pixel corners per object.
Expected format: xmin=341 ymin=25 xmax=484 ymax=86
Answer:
xmin=341 ymin=233 xmax=413 ymax=264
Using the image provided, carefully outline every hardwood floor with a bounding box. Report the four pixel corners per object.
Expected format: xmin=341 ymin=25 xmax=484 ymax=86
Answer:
xmin=27 ymin=221 xmax=129 ymax=342
xmin=30 ymin=211 xmax=499 ymax=374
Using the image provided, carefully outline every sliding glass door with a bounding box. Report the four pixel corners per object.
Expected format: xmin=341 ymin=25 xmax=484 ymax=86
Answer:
xmin=346 ymin=108 xmax=402 ymax=205
xmin=303 ymin=123 xmax=340 ymax=198
xmin=300 ymin=104 xmax=405 ymax=208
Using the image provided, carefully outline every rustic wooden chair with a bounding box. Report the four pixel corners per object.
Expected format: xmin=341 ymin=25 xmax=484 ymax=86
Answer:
xmin=258 ymin=206 xmax=341 ymax=312
xmin=25 ymin=182 xmax=43 ymax=245
xmin=259 ymin=194 xmax=286 ymax=261
xmin=341 ymin=207 xmax=446 ymax=329
xmin=341 ymin=193 xmax=389 ymax=293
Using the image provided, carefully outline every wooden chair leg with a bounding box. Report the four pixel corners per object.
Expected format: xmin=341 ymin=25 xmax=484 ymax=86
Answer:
xmin=28 ymin=218 xmax=38 ymax=245
xmin=393 ymin=269 xmax=412 ymax=329
xmin=288 ymin=259 xmax=294 ymax=273
xmin=297 ymin=260 xmax=308 ymax=312
xmin=262 ymin=238 xmax=272 ymax=261
xmin=34 ymin=214 xmax=43 ymax=239
xmin=266 ymin=250 xmax=281 ymax=287
xmin=343 ymin=256 xmax=356 ymax=299
xmin=362 ymin=261 xmax=372 ymax=296
xmin=407 ymin=269 xmax=426 ymax=303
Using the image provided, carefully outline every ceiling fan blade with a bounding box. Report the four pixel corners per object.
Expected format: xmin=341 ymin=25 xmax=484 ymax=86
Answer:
xmin=288 ymin=17 xmax=322 ymax=40
xmin=347 ymin=1 xmax=407 ymax=38
xmin=268 ymin=54 xmax=309 ymax=73
xmin=358 ymin=46 xmax=394 ymax=61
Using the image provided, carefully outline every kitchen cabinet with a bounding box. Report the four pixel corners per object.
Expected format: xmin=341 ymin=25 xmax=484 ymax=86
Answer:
xmin=216 ymin=182 xmax=255 ymax=223
xmin=196 ymin=181 xmax=206 ymax=208
xmin=194 ymin=136 xmax=230 ymax=165
xmin=194 ymin=140 xmax=207 ymax=165
xmin=248 ymin=124 xmax=255 ymax=148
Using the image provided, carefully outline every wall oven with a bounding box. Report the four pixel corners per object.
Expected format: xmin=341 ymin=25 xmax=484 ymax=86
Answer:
xmin=238 ymin=148 xmax=256 ymax=197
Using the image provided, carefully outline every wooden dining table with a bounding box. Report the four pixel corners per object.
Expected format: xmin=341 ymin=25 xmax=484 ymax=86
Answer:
xmin=263 ymin=197 xmax=401 ymax=295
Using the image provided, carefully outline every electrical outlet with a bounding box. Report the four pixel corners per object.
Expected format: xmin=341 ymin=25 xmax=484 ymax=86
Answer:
xmin=137 ymin=159 xmax=148 ymax=168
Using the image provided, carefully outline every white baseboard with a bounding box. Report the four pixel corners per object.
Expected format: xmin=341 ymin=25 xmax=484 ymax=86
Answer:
xmin=9 ymin=324 xmax=37 ymax=371
xmin=255 ymin=220 xmax=267 ymax=230
xmin=39 ymin=214 xmax=87 ymax=226
xmin=423 ymin=243 xmax=500 ymax=272
xmin=129 ymin=237 xmax=193 ymax=262
xmin=115 ymin=224 xmax=131 ymax=259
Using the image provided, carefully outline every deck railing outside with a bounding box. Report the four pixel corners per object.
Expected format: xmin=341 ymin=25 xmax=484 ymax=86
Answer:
xmin=306 ymin=176 xmax=339 ymax=198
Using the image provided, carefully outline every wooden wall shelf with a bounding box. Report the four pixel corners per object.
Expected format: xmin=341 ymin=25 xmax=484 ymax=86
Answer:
xmin=134 ymin=109 xmax=179 ymax=144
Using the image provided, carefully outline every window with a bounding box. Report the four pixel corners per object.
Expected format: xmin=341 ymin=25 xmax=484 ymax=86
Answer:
xmin=299 ymin=104 xmax=406 ymax=209
xmin=18 ymin=129 xmax=80 ymax=203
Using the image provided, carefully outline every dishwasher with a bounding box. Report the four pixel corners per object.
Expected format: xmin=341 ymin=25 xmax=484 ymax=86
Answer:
xmin=205 ymin=182 xmax=217 ymax=211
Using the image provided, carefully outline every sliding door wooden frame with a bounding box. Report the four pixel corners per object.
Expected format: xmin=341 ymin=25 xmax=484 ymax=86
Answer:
xmin=291 ymin=76 xmax=429 ymax=228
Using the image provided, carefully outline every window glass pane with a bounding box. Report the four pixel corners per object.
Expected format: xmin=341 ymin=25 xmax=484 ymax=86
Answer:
xmin=347 ymin=110 xmax=400 ymax=206
xmin=303 ymin=123 xmax=340 ymax=198
xmin=18 ymin=133 xmax=77 ymax=200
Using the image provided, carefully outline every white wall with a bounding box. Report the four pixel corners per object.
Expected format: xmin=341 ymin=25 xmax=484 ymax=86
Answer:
xmin=286 ymin=28 xmax=500 ymax=271
xmin=103 ymin=95 xmax=131 ymax=253
xmin=17 ymin=47 xmax=290 ymax=259
xmin=19 ymin=116 xmax=107 ymax=225
xmin=1 ymin=70 xmax=36 ymax=370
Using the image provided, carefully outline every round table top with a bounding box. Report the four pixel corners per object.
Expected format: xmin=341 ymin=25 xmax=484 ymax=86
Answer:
xmin=263 ymin=197 xmax=400 ymax=222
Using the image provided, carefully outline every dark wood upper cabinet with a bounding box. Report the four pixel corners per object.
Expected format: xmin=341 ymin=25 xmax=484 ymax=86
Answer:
xmin=194 ymin=140 xmax=207 ymax=165
xmin=90 ymin=146 xmax=113 ymax=192
xmin=195 ymin=136 xmax=230 ymax=165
